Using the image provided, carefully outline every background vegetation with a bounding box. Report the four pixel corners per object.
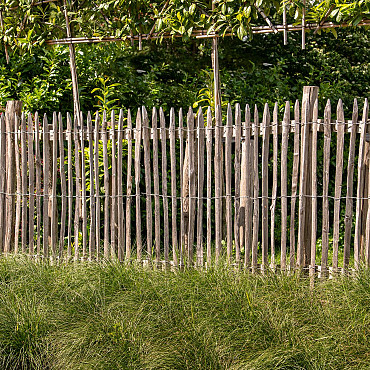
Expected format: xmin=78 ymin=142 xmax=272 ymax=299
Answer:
xmin=0 ymin=27 xmax=369 ymax=116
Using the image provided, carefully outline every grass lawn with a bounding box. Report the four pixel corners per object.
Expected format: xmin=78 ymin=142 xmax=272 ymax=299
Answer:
xmin=0 ymin=257 xmax=369 ymax=369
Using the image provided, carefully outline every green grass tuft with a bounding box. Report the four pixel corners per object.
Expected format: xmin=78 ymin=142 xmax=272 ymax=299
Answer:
xmin=0 ymin=257 xmax=369 ymax=369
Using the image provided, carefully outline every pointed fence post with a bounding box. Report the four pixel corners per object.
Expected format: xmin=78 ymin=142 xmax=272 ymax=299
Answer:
xmin=297 ymin=86 xmax=318 ymax=269
xmin=2 ymin=101 xmax=22 ymax=254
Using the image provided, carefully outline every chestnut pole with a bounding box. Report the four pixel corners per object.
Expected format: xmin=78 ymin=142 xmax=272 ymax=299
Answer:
xmin=63 ymin=0 xmax=81 ymax=121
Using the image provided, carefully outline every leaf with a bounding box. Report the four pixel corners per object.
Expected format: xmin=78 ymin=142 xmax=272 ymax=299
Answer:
xmin=177 ymin=12 xmax=181 ymax=21
xmin=189 ymin=4 xmax=196 ymax=15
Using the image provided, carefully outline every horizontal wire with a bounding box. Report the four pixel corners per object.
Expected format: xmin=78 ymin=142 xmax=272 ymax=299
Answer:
xmin=0 ymin=120 xmax=369 ymax=136
xmin=1 ymin=191 xmax=369 ymax=202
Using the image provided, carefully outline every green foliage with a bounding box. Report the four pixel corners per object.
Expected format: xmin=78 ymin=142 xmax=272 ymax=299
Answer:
xmin=91 ymin=77 xmax=121 ymax=114
xmin=1 ymin=27 xmax=368 ymax=116
xmin=0 ymin=0 xmax=369 ymax=58
xmin=0 ymin=258 xmax=370 ymax=369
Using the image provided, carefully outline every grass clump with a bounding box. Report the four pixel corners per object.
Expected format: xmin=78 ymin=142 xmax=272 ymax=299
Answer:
xmin=0 ymin=257 xmax=369 ymax=369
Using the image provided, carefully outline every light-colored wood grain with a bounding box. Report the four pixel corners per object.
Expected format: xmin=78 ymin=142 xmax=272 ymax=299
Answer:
xmin=21 ymin=113 xmax=28 ymax=254
xmin=225 ymin=104 xmax=233 ymax=262
xmin=117 ymin=110 xmax=124 ymax=261
xmin=251 ymin=105 xmax=260 ymax=272
xmin=43 ymin=114 xmax=51 ymax=258
xmin=14 ymin=120 xmax=21 ymax=254
xmin=297 ymin=101 xmax=309 ymax=268
xmin=0 ymin=114 xmax=5 ymax=253
xmin=73 ymin=120 xmax=81 ymax=261
xmin=51 ymin=112 xmax=58 ymax=259
xmin=34 ymin=113 xmax=42 ymax=257
xmin=261 ymin=104 xmax=271 ymax=270
xmin=332 ymin=99 xmax=345 ymax=271
xmin=28 ymin=113 xmax=35 ymax=256
xmin=234 ymin=104 xmax=241 ymax=264
xmin=94 ymin=112 xmax=101 ymax=260
xmin=66 ymin=113 xmax=73 ymax=260
xmin=310 ymin=99 xmax=318 ymax=275
xmin=321 ymin=100 xmax=331 ymax=274
xmin=102 ymin=111 xmax=110 ymax=259
xmin=142 ymin=107 xmax=153 ymax=262
xmin=110 ymin=111 xmax=117 ymax=259
xmin=280 ymin=101 xmax=290 ymax=271
xmin=301 ymin=86 xmax=319 ymax=267
xmin=289 ymin=101 xmax=300 ymax=269
xmin=134 ymin=109 xmax=143 ymax=261
xmin=152 ymin=108 xmax=161 ymax=264
xmin=270 ymin=103 xmax=278 ymax=268
xmin=363 ymin=101 xmax=370 ymax=266
xmin=187 ymin=107 xmax=196 ymax=266
xmin=160 ymin=108 xmax=169 ymax=267
xmin=243 ymin=105 xmax=252 ymax=268
xmin=354 ymin=100 xmax=368 ymax=267
xmin=59 ymin=113 xmax=67 ymax=259
xmin=4 ymin=101 xmax=22 ymax=254
xmin=206 ymin=107 xmax=212 ymax=267
xmin=169 ymin=108 xmax=178 ymax=267
xmin=87 ymin=112 xmax=95 ymax=260
xmin=343 ymin=100 xmax=358 ymax=268
xmin=80 ymin=113 xmax=88 ymax=260
xmin=196 ymin=107 xmax=205 ymax=267
xmin=214 ymin=105 xmax=222 ymax=263
xmin=125 ymin=110 xmax=133 ymax=260
xmin=179 ymin=109 xmax=185 ymax=267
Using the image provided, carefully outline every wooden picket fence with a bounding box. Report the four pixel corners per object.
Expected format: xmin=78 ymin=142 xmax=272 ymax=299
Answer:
xmin=0 ymin=87 xmax=369 ymax=274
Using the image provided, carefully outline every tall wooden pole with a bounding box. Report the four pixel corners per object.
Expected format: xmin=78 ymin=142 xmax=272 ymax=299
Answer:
xmin=211 ymin=1 xmax=221 ymax=109
xmin=63 ymin=0 xmax=81 ymax=120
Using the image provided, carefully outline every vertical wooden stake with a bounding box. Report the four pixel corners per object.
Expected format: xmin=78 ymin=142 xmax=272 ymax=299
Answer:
xmin=20 ymin=113 xmax=28 ymax=254
xmin=43 ymin=114 xmax=51 ymax=258
xmin=234 ymin=104 xmax=241 ymax=264
xmin=134 ymin=109 xmax=143 ymax=261
xmin=332 ymin=100 xmax=345 ymax=272
xmin=343 ymin=100 xmax=358 ymax=269
xmin=28 ymin=114 xmax=35 ymax=256
xmin=321 ymin=100 xmax=331 ymax=274
xmin=142 ymin=107 xmax=153 ymax=262
xmin=280 ymin=101 xmax=290 ymax=271
xmin=35 ymin=113 xmax=42 ymax=257
xmin=214 ymin=105 xmax=222 ymax=263
xmin=0 ymin=114 xmax=6 ymax=252
xmin=160 ymin=108 xmax=169 ymax=267
xmin=125 ymin=110 xmax=133 ymax=260
xmin=59 ymin=113 xmax=67 ymax=259
xmin=4 ymin=101 xmax=22 ymax=254
xmin=196 ymin=107 xmax=205 ymax=267
xmin=261 ymin=103 xmax=271 ymax=270
xmin=270 ymin=103 xmax=279 ymax=269
xmin=310 ymin=99 xmax=318 ymax=276
xmin=206 ymin=107 xmax=213 ymax=267
xmin=225 ymin=104 xmax=233 ymax=262
xmin=169 ymin=108 xmax=179 ymax=267
xmin=117 ymin=110 xmax=124 ymax=261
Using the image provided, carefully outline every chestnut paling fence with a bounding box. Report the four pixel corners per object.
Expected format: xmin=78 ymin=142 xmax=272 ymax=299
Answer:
xmin=0 ymin=91 xmax=369 ymax=274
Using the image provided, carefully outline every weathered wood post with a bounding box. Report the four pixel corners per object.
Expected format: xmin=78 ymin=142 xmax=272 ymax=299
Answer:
xmin=2 ymin=101 xmax=22 ymax=254
xmin=297 ymin=86 xmax=318 ymax=268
